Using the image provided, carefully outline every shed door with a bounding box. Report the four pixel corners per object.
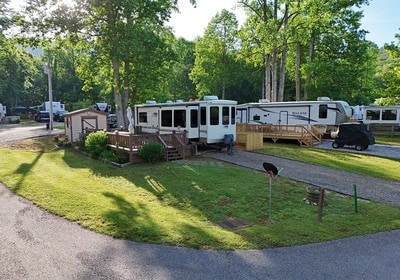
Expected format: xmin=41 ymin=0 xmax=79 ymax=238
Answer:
xmin=81 ymin=117 xmax=98 ymax=132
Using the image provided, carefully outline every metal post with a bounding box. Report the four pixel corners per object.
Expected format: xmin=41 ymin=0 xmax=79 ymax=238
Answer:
xmin=353 ymin=184 xmax=358 ymax=213
xmin=44 ymin=62 xmax=53 ymax=130
xmin=269 ymin=176 xmax=272 ymax=222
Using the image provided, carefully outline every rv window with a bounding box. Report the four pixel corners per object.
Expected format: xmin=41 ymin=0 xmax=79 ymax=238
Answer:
xmin=190 ymin=109 xmax=198 ymax=128
xmin=200 ymin=107 xmax=206 ymax=125
xmin=231 ymin=107 xmax=236 ymax=124
xmin=174 ymin=110 xmax=186 ymax=127
xmin=161 ymin=110 xmax=172 ymax=127
xmin=139 ymin=112 xmax=147 ymax=123
xmin=366 ymin=110 xmax=380 ymax=120
xmin=382 ymin=109 xmax=397 ymax=120
xmin=319 ymin=105 xmax=328 ymax=119
xmin=222 ymin=107 xmax=229 ymax=125
xmin=253 ymin=114 xmax=260 ymax=121
xmin=210 ymin=106 xmax=219 ymax=125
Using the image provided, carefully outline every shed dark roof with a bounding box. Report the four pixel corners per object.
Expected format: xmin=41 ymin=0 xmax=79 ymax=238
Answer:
xmin=65 ymin=108 xmax=108 ymax=117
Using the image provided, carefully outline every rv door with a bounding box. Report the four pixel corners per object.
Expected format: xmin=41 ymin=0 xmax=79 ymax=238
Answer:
xmin=279 ymin=111 xmax=289 ymax=125
xmin=187 ymin=106 xmax=199 ymax=140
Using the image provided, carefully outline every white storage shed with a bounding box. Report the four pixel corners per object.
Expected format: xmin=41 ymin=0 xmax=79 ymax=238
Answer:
xmin=64 ymin=108 xmax=108 ymax=142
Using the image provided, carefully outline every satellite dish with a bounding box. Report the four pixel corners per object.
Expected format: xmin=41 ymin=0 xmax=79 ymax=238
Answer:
xmin=263 ymin=162 xmax=278 ymax=177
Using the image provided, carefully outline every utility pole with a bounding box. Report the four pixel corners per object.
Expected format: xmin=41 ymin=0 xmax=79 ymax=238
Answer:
xmin=44 ymin=62 xmax=53 ymax=130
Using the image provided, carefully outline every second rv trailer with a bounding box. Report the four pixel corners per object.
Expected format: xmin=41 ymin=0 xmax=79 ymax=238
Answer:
xmin=236 ymin=98 xmax=352 ymax=127
xmin=134 ymin=96 xmax=237 ymax=144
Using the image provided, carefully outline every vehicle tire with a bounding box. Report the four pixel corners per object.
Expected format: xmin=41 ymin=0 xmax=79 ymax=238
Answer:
xmin=332 ymin=142 xmax=339 ymax=149
xmin=355 ymin=145 xmax=363 ymax=151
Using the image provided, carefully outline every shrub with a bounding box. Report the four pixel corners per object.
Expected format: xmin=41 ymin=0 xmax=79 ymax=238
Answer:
xmin=85 ymin=131 xmax=109 ymax=159
xmin=139 ymin=142 xmax=164 ymax=162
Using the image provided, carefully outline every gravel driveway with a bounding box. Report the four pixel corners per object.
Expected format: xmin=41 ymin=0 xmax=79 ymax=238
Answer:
xmin=205 ymin=144 xmax=400 ymax=206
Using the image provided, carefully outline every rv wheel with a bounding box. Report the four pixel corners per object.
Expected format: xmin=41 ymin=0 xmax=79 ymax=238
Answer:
xmin=355 ymin=145 xmax=363 ymax=151
xmin=332 ymin=142 xmax=339 ymax=149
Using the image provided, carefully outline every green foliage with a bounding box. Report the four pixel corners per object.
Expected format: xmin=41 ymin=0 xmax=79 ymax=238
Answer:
xmin=84 ymin=131 xmax=109 ymax=159
xmin=139 ymin=141 xmax=164 ymax=162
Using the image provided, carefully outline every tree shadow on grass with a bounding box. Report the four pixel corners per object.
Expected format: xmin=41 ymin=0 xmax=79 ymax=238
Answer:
xmin=12 ymin=151 xmax=44 ymax=192
xmin=101 ymin=191 xmax=225 ymax=248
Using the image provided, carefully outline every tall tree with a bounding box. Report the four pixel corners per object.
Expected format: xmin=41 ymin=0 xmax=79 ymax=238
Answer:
xmin=18 ymin=0 xmax=196 ymax=127
xmin=190 ymin=9 xmax=239 ymax=99
xmin=375 ymin=37 xmax=400 ymax=105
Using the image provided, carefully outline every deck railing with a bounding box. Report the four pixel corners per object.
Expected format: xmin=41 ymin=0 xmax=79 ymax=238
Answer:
xmin=236 ymin=123 xmax=321 ymax=146
xmin=107 ymin=131 xmax=189 ymax=161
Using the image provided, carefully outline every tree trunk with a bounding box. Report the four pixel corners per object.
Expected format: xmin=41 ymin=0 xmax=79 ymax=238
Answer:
xmin=112 ymin=58 xmax=124 ymax=129
xmin=278 ymin=43 xmax=287 ymax=102
xmin=295 ymin=41 xmax=301 ymax=101
xmin=304 ymin=33 xmax=315 ymax=100
xmin=265 ymin=54 xmax=271 ymax=101
xmin=122 ymin=59 xmax=130 ymax=128
xmin=271 ymin=49 xmax=278 ymax=102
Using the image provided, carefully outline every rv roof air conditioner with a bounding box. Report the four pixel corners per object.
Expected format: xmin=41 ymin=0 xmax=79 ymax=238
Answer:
xmin=176 ymin=99 xmax=184 ymax=103
xmin=146 ymin=100 xmax=157 ymax=104
xmin=203 ymin=95 xmax=218 ymax=101
xmin=259 ymin=99 xmax=270 ymax=103
xmin=317 ymin=97 xmax=331 ymax=101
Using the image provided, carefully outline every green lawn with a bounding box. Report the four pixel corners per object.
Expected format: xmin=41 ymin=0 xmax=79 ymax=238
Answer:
xmin=258 ymin=141 xmax=400 ymax=181
xmin=375 ymin=135 xmax=400 ymax=146
xmin=1 ymin=138 xmax=400 ymax=250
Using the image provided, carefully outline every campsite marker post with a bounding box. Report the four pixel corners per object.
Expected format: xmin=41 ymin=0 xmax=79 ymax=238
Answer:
xmin=262 ymin=162 xmax=279 ymax=222
xmin=353 ymin=184 xmax=358 ymax=213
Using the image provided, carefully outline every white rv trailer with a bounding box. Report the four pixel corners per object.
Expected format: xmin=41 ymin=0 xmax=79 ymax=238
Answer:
xmin=362 ymin=105 xmax=400 ymax=125
xmin=236 ymin=98 xmax=352 ymax=127
xmin=0 ymin=103 xmax=6 ymax=122
xmin=134 ymin=96 xmax=237 ymax=144
xmin=93 ymin=102 xmax=112 ymax=112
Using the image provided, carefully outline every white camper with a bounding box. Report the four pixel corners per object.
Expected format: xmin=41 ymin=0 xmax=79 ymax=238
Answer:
xmin=93 ymin=102 xmax=112 ymax=112
xmin=362 ymin=105 xmax=400 ymax=126
xmin=0 ymin=103 xmax=6 ymax=122
xmin=134 ymin=96 xmax=237 ymax=144
xmin=236 ymin=98 xmax=352 ymax=127
xmin=34 ymin=101 xmax=65 ymax=112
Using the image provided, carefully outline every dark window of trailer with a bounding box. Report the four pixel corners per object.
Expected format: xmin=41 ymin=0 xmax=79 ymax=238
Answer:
xmin=319 ymin=104 xmax=328 ymax=119
xmin=200 ymin=107 xmax=206 ymax=125
xmin=139 ymin=112 xmax=147 ymax=123
xmin=231 ymin=107 xmax=236 ymax=124
xmin=253 ymin=114 xmax=260 ymax=121
xmin=174 ymin=109 xmax=186 ymax=127
xmin=382 ymin=109 xmax=397 ymax=120
xmin=190 ymin=109 xmax=198 ymax=128
xmin=366 ymin=110 xmax=380 ymax=120
xmin=210 ymin=106 xmax=219 ymax=125
xmin=222 ymin=106 xmax=229 ymax=125
xmin=161 ymin=110 xmax=172 ymax=127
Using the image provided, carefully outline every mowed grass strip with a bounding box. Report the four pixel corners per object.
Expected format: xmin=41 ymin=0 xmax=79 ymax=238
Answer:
xmin=1 ymin=140 xmax=400 ymax=249
xmin=258 ymin=141 xmax=400 ymax=181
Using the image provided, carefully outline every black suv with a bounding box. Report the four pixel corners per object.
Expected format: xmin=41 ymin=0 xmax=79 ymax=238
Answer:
xmin=34 ymin=111 xmax=50 ymax=122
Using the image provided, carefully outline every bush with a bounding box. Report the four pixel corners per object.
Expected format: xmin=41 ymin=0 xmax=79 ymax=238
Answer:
xmin=139 ymin=142 xmax=164 ymax=162
xmin=85 ymin=131 xmax=109 ymax=159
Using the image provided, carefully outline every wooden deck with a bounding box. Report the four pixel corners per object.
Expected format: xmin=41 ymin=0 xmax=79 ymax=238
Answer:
xmin=237 ymin=124 xmax=323 ymax=147
xmin=107 ymin=131 xmax=192 ymax=162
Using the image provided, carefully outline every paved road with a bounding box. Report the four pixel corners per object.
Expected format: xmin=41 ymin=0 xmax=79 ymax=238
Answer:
xmin=2 ymin=124 xmax=400 ymax=279
xmin=0 ymin=123 xmax=62 ymax=144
